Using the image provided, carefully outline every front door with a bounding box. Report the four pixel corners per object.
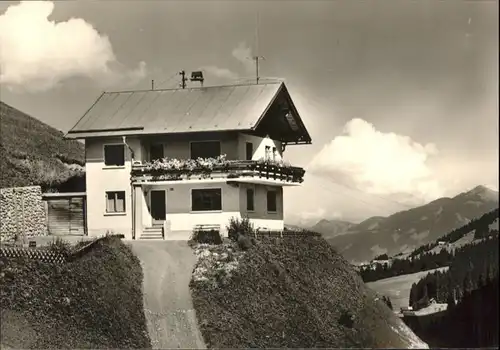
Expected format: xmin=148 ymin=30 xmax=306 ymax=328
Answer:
xmin=150 ymin=190 xmax=166 ymax=226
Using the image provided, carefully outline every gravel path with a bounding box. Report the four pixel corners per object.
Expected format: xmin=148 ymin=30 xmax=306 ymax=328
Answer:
xmin=129 ymin=241 xmax=206 ymax=349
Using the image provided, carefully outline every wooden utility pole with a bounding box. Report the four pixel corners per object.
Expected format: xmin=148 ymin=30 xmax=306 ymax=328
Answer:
xmin=179 ymin=70 xmax=187 ymax=89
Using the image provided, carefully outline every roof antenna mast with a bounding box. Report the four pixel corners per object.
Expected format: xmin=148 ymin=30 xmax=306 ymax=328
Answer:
xmin=179 ymin=70 xmax=187 ymax=89
xmin=250 ymin=10 xmax=264 ymax=85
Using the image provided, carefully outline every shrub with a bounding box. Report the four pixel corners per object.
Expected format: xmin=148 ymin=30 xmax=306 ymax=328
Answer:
xmin=227 ymin=216 xmax=255 ymax=242
xmin=237 ymin=234 xmax=254 ymax=251
xmin=382 ymin=295 xmax=394 ymax=310
xmin=191 ymin=229 xmax=223 ymax=245
xmin=47 ymin=237 xmax=72 ymax=256
xmin=339 ymin=309 xmax=356 ymax=328
xmin=0 ymin=236 xmax=151 ymax=349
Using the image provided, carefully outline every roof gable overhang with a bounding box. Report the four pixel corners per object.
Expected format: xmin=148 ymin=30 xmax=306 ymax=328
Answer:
xmin=251 ymin=83 xmax=312 ymax=145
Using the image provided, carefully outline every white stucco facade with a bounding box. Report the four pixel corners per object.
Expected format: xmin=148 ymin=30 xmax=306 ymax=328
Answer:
xmin=84 ymin=133 xmax=287 ymax=240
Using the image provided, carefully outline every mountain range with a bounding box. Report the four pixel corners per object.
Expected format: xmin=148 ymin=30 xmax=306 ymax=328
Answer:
xmin=314 ymin=185 xmax=498 ymax=263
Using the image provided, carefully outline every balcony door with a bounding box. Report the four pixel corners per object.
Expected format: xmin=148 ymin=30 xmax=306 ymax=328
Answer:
xmin=150 ymin=144 xmax=164 ymax=162
xmin=150 ymin=190 xmax=166 ymax=226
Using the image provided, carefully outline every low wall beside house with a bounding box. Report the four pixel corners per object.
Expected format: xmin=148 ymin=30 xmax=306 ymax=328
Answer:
xmin=0 ymin=186 xmax=48 ymax=243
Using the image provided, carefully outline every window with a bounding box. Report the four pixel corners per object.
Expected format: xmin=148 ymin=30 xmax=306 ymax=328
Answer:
xmin=106 ymin=191 xmax=126 ymax=213
xmin=272 ymin=147 xmax=277 ymax=161
xmin=245 ymin=142 xmax=253 ymax=160
xmin=190 ymin=141 xmax=221 ymax=159
xmin=265 ymin=145 xmax=271 ymax=160
xmin=104 ymin=144 xmax=125 ymax=166
xmin=149 ymin=144 xmax=164 ymax=161
xmin=246 ymin=188 xmax=255 ymax=211
xmin=267 ymin=190 xmax=277 ymax=212
xmin=192 ymin=188 xmax=222 ymax=211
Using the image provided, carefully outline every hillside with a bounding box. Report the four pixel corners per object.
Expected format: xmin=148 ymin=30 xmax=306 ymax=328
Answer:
xmin=326 ymin=186 xmax=499 ymax=263
xmin=311 ymin=219 xmax=355 ymax=238
xmin=0 ymin=101 xmax=85 ymax=190
xmin=359 ymin=208 xmax=499 ymax=282
xmin=189 ymin=237 xmax=428 ymax=348
xmin=406 ymin=235 xmax=499 ymax=347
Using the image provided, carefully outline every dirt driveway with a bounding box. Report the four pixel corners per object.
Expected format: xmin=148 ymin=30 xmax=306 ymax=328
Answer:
xmin=129 ymin=241 xmax=206 ymax=349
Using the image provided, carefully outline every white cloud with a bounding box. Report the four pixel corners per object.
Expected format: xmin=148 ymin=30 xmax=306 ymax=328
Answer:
xmin=199 ymin=65 xmax=238 ymax=80
xmin=308 ymin=118 xmax=444 ymax=204
xmin=231 ymin=41 xmax=254 ymax=73
xmin=199 ymin=41 xmax=255 ymax=83
xmin=0 ymin=1 xmax=146 ymax=92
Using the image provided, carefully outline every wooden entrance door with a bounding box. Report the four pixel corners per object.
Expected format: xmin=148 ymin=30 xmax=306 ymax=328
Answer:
xmin=150 ymin=190 xmax=166 ymax=226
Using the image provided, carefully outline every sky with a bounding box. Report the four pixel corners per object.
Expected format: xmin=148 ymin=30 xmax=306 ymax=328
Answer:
xmin=0 ymin=0 xmax=498 ymax=226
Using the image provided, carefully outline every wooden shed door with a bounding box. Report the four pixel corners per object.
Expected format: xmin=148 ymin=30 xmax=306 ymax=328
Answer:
xmin=47 ymin=197 xmax=86 ymax=235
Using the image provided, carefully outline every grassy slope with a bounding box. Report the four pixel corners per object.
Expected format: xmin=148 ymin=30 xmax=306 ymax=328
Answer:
xmin=366 ymin=267 xmax=450 ymax=311
xmin=190 ymin=237 xmax=427 ymax=348
xmin=0 ymin=236 xmax=151 ymax=349
xmin=0 ymin=101 xmax=84 ymax=189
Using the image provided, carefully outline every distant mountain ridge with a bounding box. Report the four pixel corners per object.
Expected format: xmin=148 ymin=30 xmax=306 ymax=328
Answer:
xmin=0 ymin=101 xmax=85 ymax=189
xmin=311 ymin=219 xmax=355 ymax=238
xmin=324 ymin=185 xmax=499 ymax=263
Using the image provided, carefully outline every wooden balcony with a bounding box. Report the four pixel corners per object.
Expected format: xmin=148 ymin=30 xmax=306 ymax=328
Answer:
xmin=131 ymin=159 xmax=305 ymax=185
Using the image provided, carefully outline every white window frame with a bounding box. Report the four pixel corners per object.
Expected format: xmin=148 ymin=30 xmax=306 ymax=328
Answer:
xmin=105 ymin=190 xmax=126 ymax=215
xmin=103 ymin=143 xmax=126 ymax=168
xmin=190 ymin=187 xmax=223 ymax=213
xmin=189 ymin=140 xmax=221 ymax=159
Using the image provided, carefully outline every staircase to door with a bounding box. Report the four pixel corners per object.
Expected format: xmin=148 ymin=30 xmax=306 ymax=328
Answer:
xmin=141 ymin=190 xmax=166 ymax=240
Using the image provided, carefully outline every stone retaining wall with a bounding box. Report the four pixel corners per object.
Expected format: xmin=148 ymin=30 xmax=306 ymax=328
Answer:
xmin=0 ymin=186 xmax=48 ymax=243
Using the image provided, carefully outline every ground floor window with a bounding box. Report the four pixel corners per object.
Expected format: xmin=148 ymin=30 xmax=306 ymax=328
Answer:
xmin=267 ymin=190 xmax=277 ymax=212
xmin=246 ymin=188 xmax=255 ymax=211
xmin=106 ymin=191 xmax=126 ymax=213
xmin=192 ymin=188 xmax=222 ymax=211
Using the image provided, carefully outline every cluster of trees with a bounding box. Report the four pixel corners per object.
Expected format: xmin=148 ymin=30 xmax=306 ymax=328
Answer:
xmin=409 ymin=235 xmax=499 ymax=308
xmin=373 ymin=253 xmax=389 ymax=261
xmin=361 ymin=249 xmax=453 ymax=282
xmin=407 ymin=235 xmax=499 ymax=347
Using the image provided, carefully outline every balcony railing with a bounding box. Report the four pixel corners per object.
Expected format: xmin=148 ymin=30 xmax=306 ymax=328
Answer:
xmin=131 ymin=156 xmax=305 ymax=184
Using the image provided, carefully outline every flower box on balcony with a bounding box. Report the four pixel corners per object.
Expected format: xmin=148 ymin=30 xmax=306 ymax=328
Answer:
xmin=131 ymin=155 xmax=305 ymax=184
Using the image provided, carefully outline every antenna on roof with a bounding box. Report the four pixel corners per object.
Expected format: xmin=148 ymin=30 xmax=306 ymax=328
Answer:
xmin=179 ymin=70 xmax=187 ymax=89
xmin=248 ymin=9 xmax=265 ymax=84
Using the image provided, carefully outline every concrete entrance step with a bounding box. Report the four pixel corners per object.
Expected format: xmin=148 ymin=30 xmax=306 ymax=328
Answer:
xmin=140 ymin=227 xmax=163 ymax=240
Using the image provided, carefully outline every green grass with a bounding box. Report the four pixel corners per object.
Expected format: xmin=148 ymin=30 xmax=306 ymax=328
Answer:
xmin=190 ymin=237 xmax=426 ymax=348
xmin=0 ymin=101 xmax=84 ymax=189
xmin=0 ymin=236 xmax=151 ymax=349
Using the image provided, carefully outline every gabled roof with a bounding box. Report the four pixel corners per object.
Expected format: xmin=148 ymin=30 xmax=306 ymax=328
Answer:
xmin=66 ymin=82 xmax=312 ymax=143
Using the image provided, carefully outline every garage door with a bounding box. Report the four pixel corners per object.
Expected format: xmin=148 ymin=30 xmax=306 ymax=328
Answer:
xmin=46 ymin=197 xmax=86 ymax=235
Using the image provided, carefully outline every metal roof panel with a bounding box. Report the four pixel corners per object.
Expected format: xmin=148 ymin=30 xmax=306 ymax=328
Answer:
xmin=68 ymin=82 xmax=284 ymax=135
